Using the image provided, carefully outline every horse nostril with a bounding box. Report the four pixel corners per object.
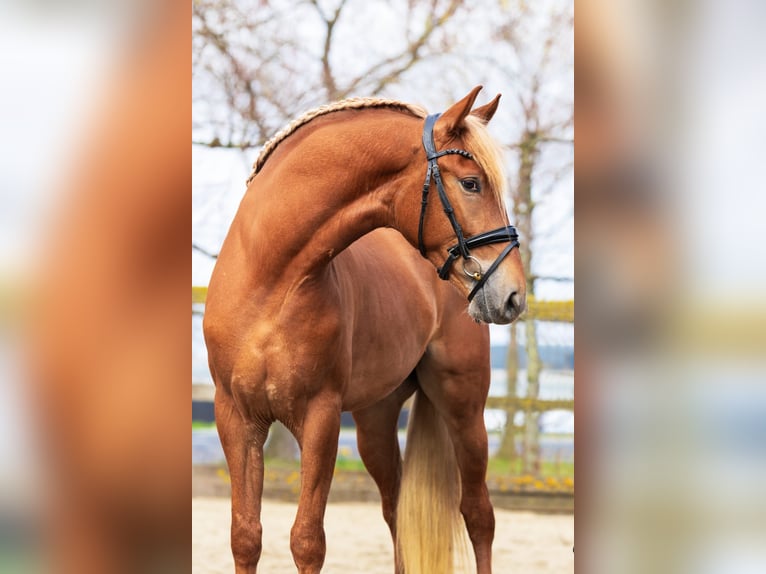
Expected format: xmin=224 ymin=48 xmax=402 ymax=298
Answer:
xmin=507 ymin=291 xmax=525 ymax=314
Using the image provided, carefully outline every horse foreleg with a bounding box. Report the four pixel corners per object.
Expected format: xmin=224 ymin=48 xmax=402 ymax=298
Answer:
xmin=289 ymin=394 xmax=342 ymax=574
xmin=352 ymin=380 xmax=416 ymax=572
xmin=215 ymin=390 xmax=270 ymax=574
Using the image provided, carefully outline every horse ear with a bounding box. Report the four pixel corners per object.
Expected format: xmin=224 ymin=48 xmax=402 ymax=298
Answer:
xmin=435 ymin=85 xmax=483 ymax=138
xmin=471 ymin=94 xmax=501 ymax=124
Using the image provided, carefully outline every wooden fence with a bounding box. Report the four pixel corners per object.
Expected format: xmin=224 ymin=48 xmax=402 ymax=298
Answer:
xmin=193 ymin=287 xmax=572 ymax=321
xmin=193 ymin=286 xmax=574 ymax=414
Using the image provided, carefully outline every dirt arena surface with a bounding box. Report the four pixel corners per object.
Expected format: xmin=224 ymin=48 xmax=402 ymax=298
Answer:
xmin=193 ymin=497 xmax=573 ymax=573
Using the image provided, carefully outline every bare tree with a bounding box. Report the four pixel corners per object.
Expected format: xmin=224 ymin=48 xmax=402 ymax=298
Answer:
xmin=492 ymin=0 xmax=573 ymax=474
xmin=192 ymin=0 xmax=470 ymax=149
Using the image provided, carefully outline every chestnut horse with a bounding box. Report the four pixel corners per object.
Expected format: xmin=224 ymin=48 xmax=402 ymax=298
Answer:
xmin=203 ymin=86 xmax=526 ymax=574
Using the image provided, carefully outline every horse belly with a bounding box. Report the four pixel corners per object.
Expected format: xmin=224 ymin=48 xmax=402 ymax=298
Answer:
xmin=337 ymin=252 xmax=437 ymax=410
xmin=343 ymin=360 xmax=418 ymax=412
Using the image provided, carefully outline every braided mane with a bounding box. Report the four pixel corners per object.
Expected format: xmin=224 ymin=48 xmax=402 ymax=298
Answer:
xmin=246 ymin=98 xmax=427 ymax=185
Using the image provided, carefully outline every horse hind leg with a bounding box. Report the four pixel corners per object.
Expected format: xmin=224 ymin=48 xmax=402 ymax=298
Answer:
xmin=214 ymin=388 xmax=271 ymax=574
xmin=417 ymin=362 xmax=496 ymax=574
xmin=448 ymin=405 xmax=495 ymax=574
xmin=352 ymin=378 xmax=416 ymax=571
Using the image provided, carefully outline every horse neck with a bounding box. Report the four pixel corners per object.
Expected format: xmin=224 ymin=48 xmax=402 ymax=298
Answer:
xmin=245 ymin=112 xmax=420 ymax=285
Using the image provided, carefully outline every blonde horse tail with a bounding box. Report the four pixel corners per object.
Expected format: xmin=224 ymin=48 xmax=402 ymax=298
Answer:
xmin=396 ymin=389 xmax=468 ymax=574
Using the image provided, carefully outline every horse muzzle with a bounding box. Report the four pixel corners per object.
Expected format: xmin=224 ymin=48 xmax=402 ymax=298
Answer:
xmin=467 ymin=273 xmax=526 ymax=325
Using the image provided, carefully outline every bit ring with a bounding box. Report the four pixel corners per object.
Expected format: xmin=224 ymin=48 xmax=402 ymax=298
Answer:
xmin=462 ymin=256 xmax=484 ymax=281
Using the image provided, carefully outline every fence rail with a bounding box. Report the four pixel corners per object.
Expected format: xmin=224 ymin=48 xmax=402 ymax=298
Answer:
xmin=525 ymin=296 xmax=573 ymax=323
xmin=485 ymin=397 xmax=573 ymax=411
xmin=192 ymin=285 xmax=574 ymax=483
xmin=193 ymin=287 xmax=573 ymax=322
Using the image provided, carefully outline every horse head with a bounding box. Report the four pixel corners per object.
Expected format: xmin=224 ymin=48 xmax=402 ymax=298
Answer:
xmin=406 ymin=86 xmax=526 ymax=324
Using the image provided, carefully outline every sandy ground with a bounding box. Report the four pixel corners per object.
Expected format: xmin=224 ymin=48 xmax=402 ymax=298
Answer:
xmin=193 ymin=497 xmax=573 ymax=573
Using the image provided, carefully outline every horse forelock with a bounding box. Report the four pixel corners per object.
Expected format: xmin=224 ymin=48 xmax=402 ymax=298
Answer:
xmin=461 ymin=115 xmax=509 ymax=215
xmin=247 ymin=98 xmax=427 ymax=184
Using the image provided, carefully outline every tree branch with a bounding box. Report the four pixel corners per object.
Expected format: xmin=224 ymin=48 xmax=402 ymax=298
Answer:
xmin=340 ymin=0 xmax=464 ymax=97
xmin=192 ymin=139 xmax=262 ymax=149
xmin=193 ymin=243 xmax=219 ymax=259
xmin=310 ymin=0 xmax=349 ymax=100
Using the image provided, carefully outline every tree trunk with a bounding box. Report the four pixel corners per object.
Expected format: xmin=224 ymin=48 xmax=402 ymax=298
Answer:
xmin=522 ymin=316 xmax=542 ymax=475
xmin=513 ymin=131 xmax=543 ymax=475
xmin=496 ymin=322 xmax=519 ymax=461
xmin=263 ymin=421 xmax=298 ymax=461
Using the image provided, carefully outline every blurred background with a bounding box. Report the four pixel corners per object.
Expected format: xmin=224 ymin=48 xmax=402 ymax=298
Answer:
xmin=1 ymin=2 xmax=189 ymax=572
xmin=577 ymin=0 xmax=766 ymax=573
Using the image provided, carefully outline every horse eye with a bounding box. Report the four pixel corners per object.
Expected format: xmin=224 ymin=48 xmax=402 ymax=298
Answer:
xmin=460 ymin=178 xmax=481 ymax=193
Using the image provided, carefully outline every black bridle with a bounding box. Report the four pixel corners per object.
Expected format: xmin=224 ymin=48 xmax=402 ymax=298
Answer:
xmin=417 ymin=113 xmax=520 ymax=302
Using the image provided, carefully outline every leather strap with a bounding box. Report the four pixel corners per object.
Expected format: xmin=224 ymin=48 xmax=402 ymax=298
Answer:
xmin=467 ymin=238 xmax=520 ymax=301
xmin=419 ymin=113 xmax=475 ymax=258
xmin=437 ymin=225 xmax=519 ymax=280
xmin=417 ymin=113 xmax=521 ymax=302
